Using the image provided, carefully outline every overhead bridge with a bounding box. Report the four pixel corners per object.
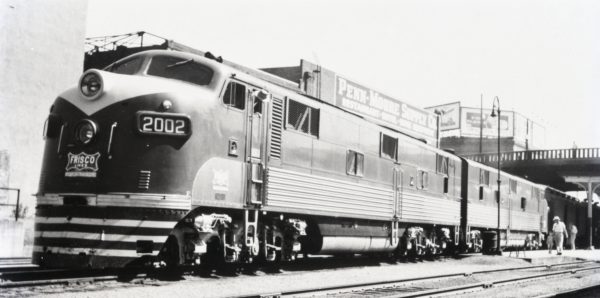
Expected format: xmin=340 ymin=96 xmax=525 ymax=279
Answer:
xmin=462 ymin=147 xmax=600 ymax=192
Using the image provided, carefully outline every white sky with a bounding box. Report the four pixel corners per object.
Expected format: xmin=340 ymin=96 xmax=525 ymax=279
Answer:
xmin=86 ymin=0 xmax=600 ymax=149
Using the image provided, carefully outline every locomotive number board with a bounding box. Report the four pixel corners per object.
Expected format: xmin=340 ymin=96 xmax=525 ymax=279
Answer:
xmin=136 ymin=111 xmax=191 ymax=136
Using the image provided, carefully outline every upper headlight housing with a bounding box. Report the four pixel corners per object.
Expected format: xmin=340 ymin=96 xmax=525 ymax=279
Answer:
xmin=79 ymin=70 xmax=104 ymax=100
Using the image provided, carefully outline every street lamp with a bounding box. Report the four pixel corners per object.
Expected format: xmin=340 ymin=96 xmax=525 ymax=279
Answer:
xmin=490 ymin=96 xmax=502 ymax=254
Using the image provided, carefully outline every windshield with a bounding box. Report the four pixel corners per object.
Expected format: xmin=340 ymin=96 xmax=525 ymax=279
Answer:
xmin=146 ymin=55 xmax=214 ymax=86
xmin=106 ymin=57 xmax=143 ymax=75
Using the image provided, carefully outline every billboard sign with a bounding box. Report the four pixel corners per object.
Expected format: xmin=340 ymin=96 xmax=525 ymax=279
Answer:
xmin=425 ymin=102 xmax=461 ymax=131
xmin=460 ymin=107 xmax=513 ymax=137
xmin=335 ymin=76 xmax=437 ymax=138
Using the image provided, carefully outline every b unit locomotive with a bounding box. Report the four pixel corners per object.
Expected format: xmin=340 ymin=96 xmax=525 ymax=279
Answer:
xmin=35 ymin=49 xmax=551 ymax=268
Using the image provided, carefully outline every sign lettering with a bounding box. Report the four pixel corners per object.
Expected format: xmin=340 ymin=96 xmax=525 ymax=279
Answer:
xmin=335 ymin=76 xmax=437 ymax=138
xmin=65 ymin=152 xmax=100 ymax=178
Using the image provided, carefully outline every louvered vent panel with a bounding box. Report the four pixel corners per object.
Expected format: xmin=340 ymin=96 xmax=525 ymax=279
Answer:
xmin=270 ymin=98 xmax=283 ymax=159
xmin=38 ymin=171 xmax=46 ymax=191
xmin=138 ymin=170 xmax=151 ymax=190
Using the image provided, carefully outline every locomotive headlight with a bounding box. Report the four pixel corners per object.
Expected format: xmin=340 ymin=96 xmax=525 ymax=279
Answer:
xmin=79 ymin=70 xmax=104 ymax=100
xmin=75 ymin=120 xmax=97 ymax=144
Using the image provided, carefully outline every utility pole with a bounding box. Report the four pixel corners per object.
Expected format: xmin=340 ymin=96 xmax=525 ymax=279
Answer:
xmin=479 ymin=94 xmax=483 ymax=154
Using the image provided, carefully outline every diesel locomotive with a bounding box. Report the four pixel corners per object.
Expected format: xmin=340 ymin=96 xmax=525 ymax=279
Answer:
xmin=35 ymin=49 xmax=557 ymax=268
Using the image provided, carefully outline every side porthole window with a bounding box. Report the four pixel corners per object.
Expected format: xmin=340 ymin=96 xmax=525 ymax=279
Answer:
xmin=436 ymin=155 xmax=449 ymax=175
xmin=380 ymin=133 xmax=398 ymax=161
xmin=346 ymin=150 xmax=364 ymax=177
xmin=223 ymin=82 xmax=246 ymax=110
xmin=286 ymin=99 xmax=320 ymax=137
xmin=443 ymin=176 xmax=449 ymax=194
xmin=509 ymin=179 xmax=517 ymax=194
xmin=418 ymin=170 xmax=428 ymax=189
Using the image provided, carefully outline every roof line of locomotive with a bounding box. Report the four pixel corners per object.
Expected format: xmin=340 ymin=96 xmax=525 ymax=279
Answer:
xmin=114 ymin=49 xmax=585 ymax=206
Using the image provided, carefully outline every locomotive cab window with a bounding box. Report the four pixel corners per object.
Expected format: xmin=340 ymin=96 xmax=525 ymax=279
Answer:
xmin=380 ymin=133 xmax=398 ymax=161
xmin=223 ymin=82 xmax=246 ymax=110
xmin=147 ymin=55 xmax=214 ymax=86
xmin=346 ymin=150 xmax=364 ymax=177
xmin=287 ymin=99 xmax=320 ymax=137
xmin=107 ymin=57 xmax=143 ymax=75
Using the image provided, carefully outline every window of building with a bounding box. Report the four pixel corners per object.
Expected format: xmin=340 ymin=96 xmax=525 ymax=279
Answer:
xmin=346 ymin=150 xmax=364 ymax=176
xmin=521 ymin=197 xmax=527 ymax=211
xmin=479 ymin=186 xmax=484 ymax=200
xmin=223 ymin=82 xmax=246 ymax=110
xmin=380 ymin=133 xmax=398 ymax=161
xmin=418 ymin=170 xmax=429 ymax=189
xmin=287 ymin=99 xmax=320 ymax=137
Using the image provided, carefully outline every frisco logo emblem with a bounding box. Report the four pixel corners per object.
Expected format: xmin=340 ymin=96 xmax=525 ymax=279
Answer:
xmin=65 ymin=152 xmax=100 ymax=178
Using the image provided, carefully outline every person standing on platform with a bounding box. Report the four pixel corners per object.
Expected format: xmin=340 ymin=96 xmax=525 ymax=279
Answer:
xmin=552 ymin=216 xmax=568 ymax=255
xmin=569 ymin=224 xmax=578 ymax=250
xmin=546 ymin=232 xmax=554 ymax=254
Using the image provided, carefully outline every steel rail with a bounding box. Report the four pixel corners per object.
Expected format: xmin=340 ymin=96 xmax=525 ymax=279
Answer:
xmin=247 ymin=260 xmax=598 ymax=298
xmin=535 ymin=283 xmax=600 ymax=298
xmin=388 ymin=265 xmax=600 ymax=298
xmin=0 ymin=266 xmax=195 ymax=289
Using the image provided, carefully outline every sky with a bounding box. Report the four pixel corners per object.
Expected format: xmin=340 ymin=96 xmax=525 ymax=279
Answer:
xmin=86 ymin=0 xmax=600 ymax=149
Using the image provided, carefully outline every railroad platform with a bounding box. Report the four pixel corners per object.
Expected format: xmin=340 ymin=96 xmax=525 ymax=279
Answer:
xmin=502 ymin=249 xmax=600 ymax=264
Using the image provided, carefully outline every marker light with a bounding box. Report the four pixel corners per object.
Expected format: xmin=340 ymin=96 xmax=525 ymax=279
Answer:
xmin=75 ymin=120 xmax=97 ymax=144
xmin=161 ymin=100 xmax=173 ymax=110
xmin=79 ymin=70 xmax=103 ymax=100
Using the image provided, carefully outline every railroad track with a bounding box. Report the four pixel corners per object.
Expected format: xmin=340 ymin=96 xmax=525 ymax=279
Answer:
xmin=0 ymin=266 xmax=184 ymax=289
xmin=248 ymin=260 xmax=600 ymax=298
xmin=0 ymin=253 xmax=463 ymax=289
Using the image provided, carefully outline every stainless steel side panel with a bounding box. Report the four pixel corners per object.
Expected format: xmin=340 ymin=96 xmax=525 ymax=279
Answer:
xmin=510 ymin=211 xmax=542 ymax=231
xmin=399 ymin=192 xmax=461 ymax=225
xmin=468 ymin=203 xmax=510 ymax=229
xmin=266 ymin=167 xmax=394 ymax=220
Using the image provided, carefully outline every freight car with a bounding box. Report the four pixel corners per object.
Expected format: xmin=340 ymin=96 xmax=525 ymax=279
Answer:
xmin=34 ymin=49 xmax=548 ymax=268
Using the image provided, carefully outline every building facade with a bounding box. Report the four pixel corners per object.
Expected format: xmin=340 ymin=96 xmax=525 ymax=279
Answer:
xmin=0 ymin=0 xmax=88 ymax=256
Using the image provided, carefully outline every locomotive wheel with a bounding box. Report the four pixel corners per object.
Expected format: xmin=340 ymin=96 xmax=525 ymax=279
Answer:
xmin=197 ymin=236 xmax=223 ymax=276
xmin=160 ymin=235 xmax=180 ymax=267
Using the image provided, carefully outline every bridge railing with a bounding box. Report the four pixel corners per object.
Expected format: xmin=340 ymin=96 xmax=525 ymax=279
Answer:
xmin=463 ymin=147 xmax=600 ymax=164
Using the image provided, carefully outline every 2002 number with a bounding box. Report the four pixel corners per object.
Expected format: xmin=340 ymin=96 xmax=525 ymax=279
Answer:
xmin=140 ymin=115 xmax=189 ymax=135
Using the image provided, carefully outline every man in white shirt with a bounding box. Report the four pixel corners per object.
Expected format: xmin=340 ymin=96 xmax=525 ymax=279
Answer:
xmin=552 ymin=216 xmax=568 ymax=255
